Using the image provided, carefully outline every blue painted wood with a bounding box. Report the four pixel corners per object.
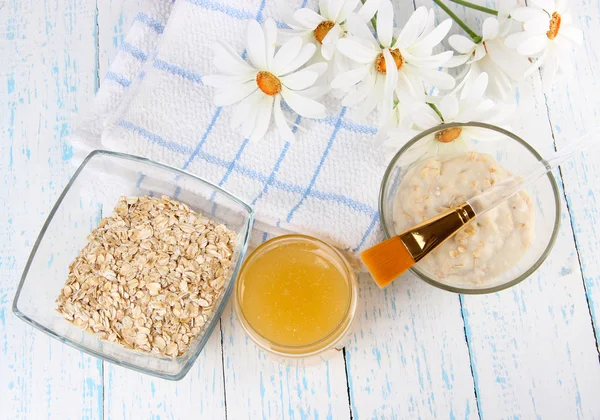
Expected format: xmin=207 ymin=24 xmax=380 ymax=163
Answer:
xmin=2 ymin=0 xmax=600 ymax=418
xmin=0 ymin=0 xmax=103 ymax=418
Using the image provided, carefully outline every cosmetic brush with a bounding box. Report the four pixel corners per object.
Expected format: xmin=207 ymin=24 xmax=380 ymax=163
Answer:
xmin=362 ymin=128 xmax=598 ymax=288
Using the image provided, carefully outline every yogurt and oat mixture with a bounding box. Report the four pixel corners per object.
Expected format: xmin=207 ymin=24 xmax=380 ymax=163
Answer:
xmin=393 ymin=152 xmax=535 ymax=284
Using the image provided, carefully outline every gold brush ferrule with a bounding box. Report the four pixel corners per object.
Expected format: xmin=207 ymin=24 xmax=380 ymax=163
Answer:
xmin=399 ymin=202 xmax=476 ymax=263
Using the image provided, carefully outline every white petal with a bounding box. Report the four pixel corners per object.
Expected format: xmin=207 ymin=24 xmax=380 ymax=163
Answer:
xmin=445 ymin=54 xmax=471 ymax=68
xmin=510 ymin=7 xmax=548 ymax=22
xmin=337 ymin=37 xmax=379 ymax=63
xmin=264 ymin=18 xmax=278 ymax=69
xmin=345 ymin=14 xmax=380 ymax=49
xmin=438 ymin=95 xmax=459 ymax=120
xmin=559 ymin=26 xmax=583 ymax=44
xmin=517 ymin=34 xmax=547 ymax=55
xmin=247 ymin=20 xmax=267 ymax=69
xmin=319 ymin=0 xmax=331 ymax=20
xmin=358 ymin=84 xmax=380 ymax=117
xmin=213 ymin=82 xmax=258 ymax=106
xmin=338 ymin=0 xmax=360 ymax=22
xmin=412 ymin=104 xmax=441 ymax=128
xmin=231 ymin=90 xmax=262 ymax=129
xmin=203 ymin=73 xmax=255 ymax=88
xmin=486 ymin=39 xmax=530 ymax=81
xmin=395 ymin=6 xmax=429 ymax=49
xmin=356 ymin=0 xmax=380 ymax=22
xmin=321 ymin=24 xmax=344 ymax=60
xmin=482 ymin=18 xmax=500 ymax=40
xmin=397 ymin=70 xmax=426 ymax=100
xmin=277 ymin=43 xmax=317 ymax=76
xmin=294 ymin=8 xmax=325 ymax=29
xmin=377 ymin=0 xmax=394 ymax=48
xmin=273 ymin=96 xmax=295 ymax=141
xmin=383 ymin=49 xmax=398 ymax=98
xmin=406 ymin=50 xmax=454 ymax=68
xmin=411 ymin=18 xmax=452 ymax=52
xmin=299 ymin=83 xmax=331 ymax=99
xmin=306 ymin=62 xmax=329 ymax=77
xmin=462 ymin=72 xmax=488 ymax=101
xmin=331 ymin=66 xmax=369 ymax=89
xmin=280 ymin=70 xmax=319 ymax=90
xmin=342 ymin=71 xmax=377 ymax=107
xmin=471 ymin=44 xmax=486 ymax=62
xmin=526 ymin=49 xmax=549 ymax=76
xmin=524 ymin=17 xmax=551 ymax=34
xmin=327 ymin=0 xmax=347 ymax=22
xmin=530 ymin=0 xmax=555 ymax=12
xmin=449 ymin=34 xmax=476 ymax=54
xmin=281 ymin=87 xmax=327 ymax=118
xmin=250 ymin=95 xmax=274 ymax=141
xmin=416 ymin=67 xmax=456 ymax=90
xmin=504 ymin=31 xmax=533 ymax=50
xmin=272 ymin=37 xmax=303 ymax=75
xmin=214 ymin=42 xmax=256 ymax=75
xmin=236 ymin=90 xmax=263 ymax=134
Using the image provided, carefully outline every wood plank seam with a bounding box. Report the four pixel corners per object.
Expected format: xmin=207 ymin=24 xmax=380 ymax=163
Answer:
xmin=458 ymin=295 xmax=483 ymax=420
xmin=219 ymin=320 xmax=229 ymax=420
xmin=542 ymin=99 xmax=600 ymax=363
xmin=342 ymin=348 xmax=354 ymax=420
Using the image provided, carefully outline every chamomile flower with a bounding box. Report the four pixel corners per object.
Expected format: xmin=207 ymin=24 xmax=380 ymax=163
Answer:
xmin=203 ymin=18 xmax=328 ymax=142
xmin=332 ymin=1 xmax=456 ymax=124
xmin=383 ymin=73 xmax=514 ymax=159
xmin=280 ymin=0 xmax=380 ymax=59
xmin=449 ymin=17 xmax=530 ymax=100
xmin=504 ymin=0 xmax=583 ymax=91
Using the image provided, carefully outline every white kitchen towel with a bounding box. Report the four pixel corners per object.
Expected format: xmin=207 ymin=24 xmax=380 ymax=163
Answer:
xmin=73 ymin=0 xmax=388 ymax=253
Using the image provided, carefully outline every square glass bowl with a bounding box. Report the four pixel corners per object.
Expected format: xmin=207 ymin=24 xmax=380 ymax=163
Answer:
xmin=13 ymin=150 xmax=254 ymax=380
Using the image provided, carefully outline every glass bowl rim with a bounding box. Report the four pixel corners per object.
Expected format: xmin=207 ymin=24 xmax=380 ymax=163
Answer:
xmin=234 ymin=234 xmax=358 ymax=357
xmin=379 ymin=122 xmax=561 ymax=294
xmin=12 ymin=149 xmax=256 ymax=380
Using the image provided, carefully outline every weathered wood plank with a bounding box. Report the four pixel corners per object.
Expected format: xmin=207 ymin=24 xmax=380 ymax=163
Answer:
xmin=0 ymin=0 xmax=103 ymax=418
xmin=541 ymin=0 xmax=600 ymax=352
xmin=220 ymin=300 xmax=352 ymax=419
xmin=346 ymin=274 xmax=478 ymax=419
xmin=428 ymin=1 xmax=600 ymax=418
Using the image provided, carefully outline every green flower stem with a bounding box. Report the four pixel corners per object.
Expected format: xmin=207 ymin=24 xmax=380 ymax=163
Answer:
xmin=433 ymin=0 xmax=482 ymax=44
xmin=427 ymin=103 xmax=445 ymax=122
xmin=449 ymin=0 xmax=498 ymax=16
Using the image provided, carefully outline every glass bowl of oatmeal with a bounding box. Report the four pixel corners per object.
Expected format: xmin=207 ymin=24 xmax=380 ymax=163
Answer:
xmin=12 ymin=150 xmax=254 ymax=380
xmin=380 ymin=122 xmax=561 ymax=294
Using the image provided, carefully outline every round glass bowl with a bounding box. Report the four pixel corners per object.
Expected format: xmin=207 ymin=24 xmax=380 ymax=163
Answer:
xmin=380 ymin=122 xmax=561 ymax=294
xmin=235 ymin=234 xmax=358 ymax=358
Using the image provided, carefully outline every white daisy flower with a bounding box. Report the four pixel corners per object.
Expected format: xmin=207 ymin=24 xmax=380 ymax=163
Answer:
xmin=504 ymin=0 xmax=583 ymax=91
xmin=203 ymin=18 xmax=328 ymax=142
xmin=383 ymin=73 xmax=514 ymax=158
xmin=280 ymin=0 xmax=380 ymax=59
xmin=449 ymin=17 xmax=531 ymax=100
xmin=332 ymin=1 xmax=456 ymax=124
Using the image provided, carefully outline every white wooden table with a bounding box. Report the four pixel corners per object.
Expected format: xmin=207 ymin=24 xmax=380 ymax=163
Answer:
xmin=2 ymin=0 xmax=600 ymax=418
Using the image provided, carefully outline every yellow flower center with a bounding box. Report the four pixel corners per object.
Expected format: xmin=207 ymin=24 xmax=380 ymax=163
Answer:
xmin=547 ymin=11 xmax=562 ymax=40
xmin=256 ymin=71 xmax=281 ymax=96
xmin=435 ymin=127 xmax=462 ymax=143
xmin=375 ymin=49 xmax=404 ymax=74
xmin=314 ymin=20 xmax=336 ymax=44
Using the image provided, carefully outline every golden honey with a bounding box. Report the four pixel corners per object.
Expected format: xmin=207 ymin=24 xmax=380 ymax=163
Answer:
xmin=235 ymin=235 xmax=357 ymax=357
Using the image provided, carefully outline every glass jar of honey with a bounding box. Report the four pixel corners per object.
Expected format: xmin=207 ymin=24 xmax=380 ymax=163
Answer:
xmin=234 ymin=234 xmax=358 ymax=358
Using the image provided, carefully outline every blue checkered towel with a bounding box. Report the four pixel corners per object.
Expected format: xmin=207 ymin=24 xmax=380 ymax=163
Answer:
xmin=72 ymin=0 xmax=387 ymax=253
